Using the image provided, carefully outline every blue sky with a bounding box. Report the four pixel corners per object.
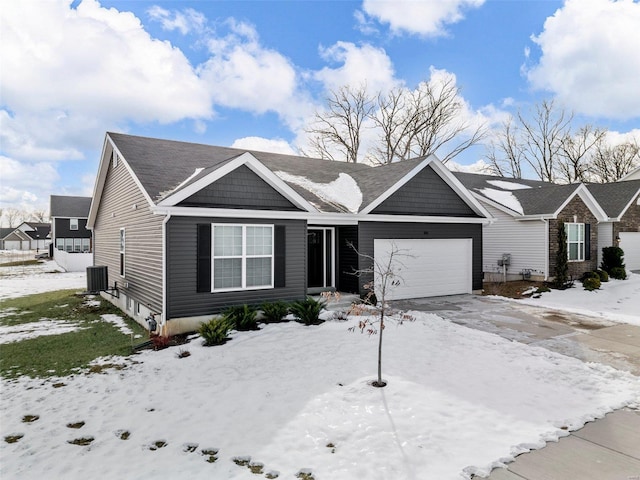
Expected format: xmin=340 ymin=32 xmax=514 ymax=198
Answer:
xmin=1 ymin=0 xmax=639 ymax=219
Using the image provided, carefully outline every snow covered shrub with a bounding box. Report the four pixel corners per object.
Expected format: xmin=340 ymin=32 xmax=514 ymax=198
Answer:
xmin=610 ymin=267 xmax=627 ymax=280
xmin=290 ymin=297 xmax=326 ymax=325
xmin=260 ymin=301 xmax=290 ymax=323
xmin=198 ymin=318 xmax=232 ymax=346
xmin=596 ymin=269 xmax=609 ymax=282
xmin=582 ymin=276 xmax=601 ymax=291
xmin=580 ymin=271 xmax=600 ymax=282
xmin=601 ymin=246 xmax=625 ymax=278
xmin=224 ymin=305 xmax=258 ymax=331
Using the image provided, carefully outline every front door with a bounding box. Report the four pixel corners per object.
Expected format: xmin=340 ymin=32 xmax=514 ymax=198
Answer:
xmin=307 ymin=227 xmax=335 ymax=291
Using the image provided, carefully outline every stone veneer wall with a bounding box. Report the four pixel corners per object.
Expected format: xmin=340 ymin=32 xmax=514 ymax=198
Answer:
xmin=614 ymin=193 xmax=640 ymax=240
xmin=548 ymin=196 xmax=598 ymax=280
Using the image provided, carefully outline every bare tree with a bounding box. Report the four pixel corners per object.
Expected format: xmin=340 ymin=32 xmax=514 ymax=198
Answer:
xmin=4 ymin=208 xmax=23 ymax=228
xmin=556 ymin=126 xmax=607 ymax=184
xmin=305 ymin=79 xmax=485 ymax=165
xmin=486 ymin=118 xmax=524 ymax=178
xmin=29 ymin=209 xmax=48 ymax=223
xmin=304 ymin=85 xmax=375 ymax=163
xmin=590 ymin=139 xmax=640 ymax=182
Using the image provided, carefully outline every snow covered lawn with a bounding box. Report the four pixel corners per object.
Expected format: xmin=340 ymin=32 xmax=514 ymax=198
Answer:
xmin=0 ymin=259 xmax=86 ymax=300
xmin=517 ymin=273 xmax=640 ymax=326
xmin=2 ymin=313 xmax=639 ymax=480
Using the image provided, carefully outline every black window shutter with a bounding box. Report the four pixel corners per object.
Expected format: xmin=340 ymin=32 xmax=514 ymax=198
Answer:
xmin=274 ymin=225 xmax=286 ymax=288
xmin=197 ymin=224 xmax=211 ymax=292
xmin=585 ymin=223 xmax=591 ymax=261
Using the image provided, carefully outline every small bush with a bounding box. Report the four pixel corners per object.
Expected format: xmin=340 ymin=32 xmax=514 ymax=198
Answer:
xmin=580 ymin=271 xmax=599 ymax=282
xmin=596 ymin=269 xmax=609 ymax=282
xmin=290 ymin=297 xmax=326 ymax=325
xmin=260 ymin=301 xmax=290 ymax=323
xmin=609 ymin=266 xmax=627 ymax=280
xmin=582 ymin=276 xmax=601 ymax=291
xmin=224 ymin=305 xmax=258 ymax=331
xmin=198 ymin=318 xmax=232 ymax=346
xmin=601 ymin=246 xmax=625 ymax=274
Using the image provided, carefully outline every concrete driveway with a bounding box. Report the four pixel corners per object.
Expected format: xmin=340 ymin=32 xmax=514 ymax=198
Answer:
xmin=390 ymin=294 xmax=640 ymax=480
xmin=391 ymin=294 xmax=640 ymax=375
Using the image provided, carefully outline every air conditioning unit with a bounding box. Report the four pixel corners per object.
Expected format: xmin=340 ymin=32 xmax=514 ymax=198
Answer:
xmin=86 ymin=265 xmax=108 ymax=293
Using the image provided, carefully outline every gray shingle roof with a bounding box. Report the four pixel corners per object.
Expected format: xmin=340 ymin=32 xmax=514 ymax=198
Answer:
xmin=108 ymin=132 xmax=428 ymax=213
xmin=50 ymin=195 xmax=92 ymax=218
xmin=586 ymin=180 xmax=640 ymax=218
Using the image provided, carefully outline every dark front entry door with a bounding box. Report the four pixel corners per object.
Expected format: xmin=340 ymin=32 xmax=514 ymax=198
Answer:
xmin=307 ymin=228 xmax=333 ymax=290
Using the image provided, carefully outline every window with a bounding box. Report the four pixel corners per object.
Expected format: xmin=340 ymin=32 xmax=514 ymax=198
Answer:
xmin=119 ymin=228 xmax=126 ymax=276
xmin=112 ymin=151 xmax=119 ymax=168
xmin=73 ymin=238 xmax=82 ymax=252
xmin=212 ymin=224 xmax=273 ymax=291
xmin=566 ymin=223 xmax=585 ymax=261
xmin=82 ymin=238 xmax=90 ymax=252
xmin=70 ymin=218 xmax=78 ymax=230
xmin=56 ymin=239 xmax=64 ymax=250
xmin=65 ymin=238 xmax=73 ymax=252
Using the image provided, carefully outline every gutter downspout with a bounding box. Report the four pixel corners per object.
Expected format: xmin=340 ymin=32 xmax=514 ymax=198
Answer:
xmin=161 ymin=213 xmax=171 ymax=336
xmin=543 ymin=218 xmax=549 ymax=281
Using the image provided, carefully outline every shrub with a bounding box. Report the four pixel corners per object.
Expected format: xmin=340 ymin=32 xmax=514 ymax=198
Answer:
xmin=290 ymin=297 xmax=326 ymax=325
xmin=260 ymin=301 xmax=290 ymax=323
xmin=554 ymin=224 xmax=569 ymax=288
xmin=580 ymin=271 xmax=600 ymax=282
xmin=582 ymin=276 xmax=601 ymax=291
xmin=609 ymin=266 xmax=627 ymax=280
xmin=224 ymin=305 xmax=258 ymax=331
xmin=596 ymin=269 xmax=609 ymax=282
xmin=601 ymin=246 xmax=625 ymax=275
xmin=198 ymin=318 xmax=232 ymax=346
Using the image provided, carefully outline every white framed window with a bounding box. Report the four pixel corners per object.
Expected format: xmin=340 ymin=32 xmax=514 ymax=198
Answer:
xmin=56 ymin=238 xmax=64 ymax=250
xmin=566 ymin=223 xmax=585 ymax=261
xmin=212 ymin=224 xmax=273 ymax=291
xmin=119 ymin=228 xmax=126 ymax=277
xmin=73 ymin=238 xmax=82 ymax=252
xmin=70 ymin=218 xmax=78 ymax=230
xmin=112 ymin=151 xmax=119 ymax=168
xmin=81 ymin=238 xmax=90 ymax=252
xmin=65 ymin=238 xmax=73 ymax=252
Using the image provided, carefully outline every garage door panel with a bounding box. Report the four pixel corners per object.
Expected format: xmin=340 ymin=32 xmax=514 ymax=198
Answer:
xmin=619 ymin=232 xmax=640 ymax=270
xmin=374 ymin=238 xmax=472 ymax=300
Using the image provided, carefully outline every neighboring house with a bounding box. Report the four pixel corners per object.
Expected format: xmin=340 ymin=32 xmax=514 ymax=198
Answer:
xmin=454 ymin=172 xmax=608 ymax=282
xmin=18 ymin=222 xmax=51 ymax=251
xmin=88 ymin=132 xmax=491 ymax=335
xmin=619 ymin=166 xmax=640 ymax=182
xmin=0 ymin=227 xmax=32 ymax=250
xmin=50 ymin=195 xmax=92 ymax=253
xmin=587 ymin=180 xmax=640 ymax=271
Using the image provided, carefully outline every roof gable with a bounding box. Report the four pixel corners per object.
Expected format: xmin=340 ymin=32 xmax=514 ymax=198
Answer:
xmin=586 ymin=180 xmax=640 ymax=219
xmin=50 ymin=195 xmax=91 ymax=218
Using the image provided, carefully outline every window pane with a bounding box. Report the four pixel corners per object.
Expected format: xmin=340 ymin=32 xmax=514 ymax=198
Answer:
xmin=73 ymin=238 xmax=82 ymax=252
xmin=566 ymin=224 xmax=576 ymax=241
xmin=82 ymin=238 xmax=90 ymax=252
xmin=65 ymin=239 xmax=73 ymax=252
xmin=568 ymin=243 xmax=579 ymax=261
xmin=120 ymin=230 xmax=125 ymax=253
xmin=214 ymin=226 xmax=242 ymax=256
xmin=246 ymin=226 xmax=272 ymax=255
xmin=56 ymin=239 xmax=64 ymax=250
xmin=214 ymin=258 xmax=242 ymax=289
xmin=246 ymin=257 xmax=272 ymax=287
xmin=578 ymin=224 xmax=584 ymax=241
xmin=70 ymin=218 xmax=78 ymax=230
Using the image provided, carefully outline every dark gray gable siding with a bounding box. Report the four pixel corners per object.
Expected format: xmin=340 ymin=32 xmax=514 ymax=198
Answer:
xmin=93 ymin=156 xmax=164 ymax=314
xmin=166 ymin=216 xmax=307 ymax=319
xmin=178 ymin=165 xmax=302 ymax=211
xmin=357 ymin=221 xmax=483 ymax=293
xmin=54 ymin=218 xmax=91 ymax=239
xmin=372 ymin=165 xmax=478 ymax=217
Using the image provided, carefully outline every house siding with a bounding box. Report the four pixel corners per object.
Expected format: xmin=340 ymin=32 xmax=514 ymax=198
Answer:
xmin=166 ymin=216 xmax=307 ymax=319
xmin=597 ymin=222 xmax=614 ymax=268
xmin=179 ymin=165 xmax=301 ymax=211
xmin=482 ymin=204 xmax=548 ymax=281
xmin=373 ymin=165 xmax=478 ymax=217
xmin=93 ymin=158 xmax=164 ymax=320
xmin=53 ymin=218 xmax=91 ymax=239
xmin=357 ymin=222 xmax=482 ymax=293
xmin=614 ymin=192 xmax=640 ymax=238
xmin=549 ymin=196 xmax=598 ymax=279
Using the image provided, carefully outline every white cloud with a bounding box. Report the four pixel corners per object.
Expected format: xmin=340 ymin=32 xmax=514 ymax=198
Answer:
xmin=447 ymin=158 xmax=493 ymax=174
xmin=147 ymin=6 xmax=206 ymax=35
xmin=360 ymin=0 xmax=485 ymax=37
xmin=527 ymin=0 xmax=640 ymax=120
xmin=230 ymin=137 xmax=297 ymax=155
xmin=314 ymin=41 xmax=397 ymax=94
xmin=0 ymin=156 xmax=59 ymax=212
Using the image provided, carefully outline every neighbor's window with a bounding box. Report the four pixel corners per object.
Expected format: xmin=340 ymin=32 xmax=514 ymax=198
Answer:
xmin=65 ymin=238 xmax=73 ymax=252
xmin=212 ymin=224 xmax=273 ymax=291
xmin=56 ymin=238 xmax=64 ymax=250
xmin=82 ymin=238 xmax=90 ymax=253
xmin=73 ymin=238 xmax=82 ymax=252
xmin=70 ymin=218 xmax=78 ymax=230
xmin=119 ymin=228 xmax=126 ymax=276
xmin=566 ymin=223 xmax=585 ymax=261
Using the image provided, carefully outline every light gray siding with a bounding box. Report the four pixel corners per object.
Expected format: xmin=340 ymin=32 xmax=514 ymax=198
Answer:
xmin=166 ymin=216 xmax=307 ymax=318
xmin=373 ymin=165 xmax=478 ymax=217
xmin=179 ymin=165 xmax=301 ymax=210
xmin=357 ymin=221 xmax=483 ymax=292
xmin=93 ymin=157 xmax=164 ymax=314
xmin=597 ymin=222 xmax=614 ymax=268
xmin=482 ymin=204 xmax=548 ymax=280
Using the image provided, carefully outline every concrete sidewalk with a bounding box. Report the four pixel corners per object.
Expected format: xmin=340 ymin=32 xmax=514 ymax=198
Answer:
xmin=390 ymin=295 xmax=640 ymax=480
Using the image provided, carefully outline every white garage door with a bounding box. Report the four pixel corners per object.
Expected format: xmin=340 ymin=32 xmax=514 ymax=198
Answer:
xmin=373 ymin=238 xmax=472 ymax=300
xmin=619 ymin=232 xmax=640 ymax=271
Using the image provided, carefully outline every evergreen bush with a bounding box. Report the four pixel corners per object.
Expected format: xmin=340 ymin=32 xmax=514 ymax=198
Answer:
xmin=580 ymin=271 xmax=600 ymax=282
xmin=224 ymin=305 xmax=258 ymax=331
xmin=260 ymin=301 xmax=290 ymax=323
xmin=582 ymin=276 xmax=601 ymax=291
xmin=554 ymin=224 xmax=570 ymax=289
xmin=290 ymin=297 xmax=326 ymax=325
xmin=596 ymin=269 xmax=609 ymax=282
xmin=199 ymin=318 xmax=232 ymax=346
xmin=610 ymin=266 xmax=627 ymax=280
xmin=601 ymin=246 xmax=626 ymax=277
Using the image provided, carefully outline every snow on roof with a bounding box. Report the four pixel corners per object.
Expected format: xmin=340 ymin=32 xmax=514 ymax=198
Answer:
xmin=275 ymin=171 xmax=363 ymax=213
xmin=479 ymin=188 xmax=524 ymax=214
xmin=486 ymin=179 xmax=532 ymax=191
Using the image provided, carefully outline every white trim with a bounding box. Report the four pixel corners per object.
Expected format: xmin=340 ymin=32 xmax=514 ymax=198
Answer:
xmin=119 ymin=227 xmax=126 ymax=278
xmin=308 ymin=227 xmax=336 ymax=290
xmin=553 ymin=185 xmax=608 ymax=221
xmin=161 ymin=213 xmax=171 ymax=324
xmin=565 ymin=222 xmax=586 ymax=262
xmin=156 ymin=152 xmax=318 ymax=213
xmin=151 ymin=205 xmax=491 ymax=225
